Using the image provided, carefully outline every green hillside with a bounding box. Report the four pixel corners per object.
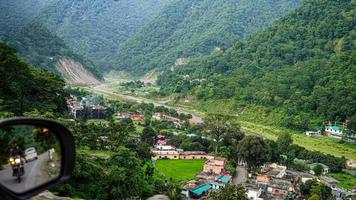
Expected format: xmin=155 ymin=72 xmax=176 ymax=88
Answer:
xmin=36 ymin=0 xmax=168 ymax=70
xmin=114 ymin=0 xmax=303 ymax=74
xmin=7 ymin=21 xmax=101 ymax=79
xmin=158 ymin=0 xmax=356 ymax=130
xmin=0 ymin=42 xmax=67 ymax=116
xmin=0 ymin=0 xmax=57 ymax=40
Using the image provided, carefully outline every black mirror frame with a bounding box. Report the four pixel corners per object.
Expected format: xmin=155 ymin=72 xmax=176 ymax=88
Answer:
xmin=0 ymin=117 xmax=75 ymax=200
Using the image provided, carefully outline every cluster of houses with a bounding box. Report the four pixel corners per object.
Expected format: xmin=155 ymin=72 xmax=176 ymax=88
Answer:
xmin=244 ymin=163 xmax=323 ymax=200
xmin=152 ymin=133 xmax=356 ymax=199
xmin=116 ymin=112 xmax=144 ymax=121
xmin=306 ymin=123 xmax=356 ymax=142
xmin=115 ymin=112 xmax=202 ymax=126
xmin=182 ymin=157 xmax=232 ymax=199
xmin=245 ymin=162 xmax=356 ymax=200
xmin=151 ymin=135 xmax=232 ymax=198
xmin=67 ymin=95 xmax=107 ymax=119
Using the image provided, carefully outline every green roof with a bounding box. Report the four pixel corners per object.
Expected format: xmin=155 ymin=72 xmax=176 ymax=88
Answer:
xmin=191 ymin=184 xmax=212 ymax=195
xmin=218 ymin=175 xmax=231 ymax=184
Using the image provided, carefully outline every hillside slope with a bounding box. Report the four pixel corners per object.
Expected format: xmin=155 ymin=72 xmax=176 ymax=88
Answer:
xmin=158 ymin=0 xmax=356 ymax=129
xmin=8 ymin=21 xmax=101 ymax=82
xmin=0 ymin=0 xmax=57 ymax=40
xmin=36 ymin=0 xmax=168 ymax=70
xmin=114 ymin=0 xmax=303 ymax=74
xmin=0 ymin=42 xmax=67 ymax=115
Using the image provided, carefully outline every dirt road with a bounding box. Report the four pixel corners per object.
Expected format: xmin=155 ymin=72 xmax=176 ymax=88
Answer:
xmin=92 ymin=84 xmax=204 ymax=123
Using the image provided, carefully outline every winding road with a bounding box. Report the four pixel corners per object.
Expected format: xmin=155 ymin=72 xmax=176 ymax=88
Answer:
xmin=0 ymin=152 xmax=55 ymax=193
xmin=92 ymin=84 xmax=204 ymax=123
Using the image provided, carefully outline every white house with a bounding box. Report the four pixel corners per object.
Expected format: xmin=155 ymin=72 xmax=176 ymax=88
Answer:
xmin=325 ymin=125 xmax=343 ymax=135
xmin=246 ymin=186 xmax=263 ymax=200
xmin=309 ymin=163 xmax=329 ymax=175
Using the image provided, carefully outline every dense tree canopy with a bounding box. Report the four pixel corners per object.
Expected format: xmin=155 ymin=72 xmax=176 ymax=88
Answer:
xmin=237 ymin=135 xmax=269 ymax=169
xmin=7 ymin=21 xmax=101 ymax=78
xmin=35 ymin=0 xmax=168 ymax=70
xmin=114 ymin=0 xmax=302 ymax=74
xmin=158 ymin=0 xmax=356 ymax=130
xmin=0 ymin=43 xmax=67 ymax=115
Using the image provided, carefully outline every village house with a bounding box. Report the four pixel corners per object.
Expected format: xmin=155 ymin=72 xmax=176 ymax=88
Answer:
xmin=256 ymin=174 xmax=270 ymax=185
xmin=246 ymin=185 xmax=264 ymax=200
xmin=324 ymin=125 xmax=356 ymax=142
xmin=325 ymin=125 xmax=344 ymax=135
xmin=90 ymin=105 xmax=107 ymax=119
xmin=305 ymin=130 xmax=321 ymax=137
xmin=152 ymin=112 xmax=164 ymax=120
xmin=181 ymin=180 xmax=200 ymax=198
xmin=67 ymin=95 xmax=107 ymax=119
xmin=179 ymin=151 xmax=207 ymax=159
xmin=203 ymin=157 xmax=227 ymax=175
xmin=262 ymin=163 xmax=287 ymax=179
xmin=156 ymin=135 xmax=167 ymax=145
xmin=320 ymin=176 xmax=339 ymax=189
xmin=309 ymin=163 xmax=329 ymax=175
xmin=116 ymin=112 xmax=144 ymax=121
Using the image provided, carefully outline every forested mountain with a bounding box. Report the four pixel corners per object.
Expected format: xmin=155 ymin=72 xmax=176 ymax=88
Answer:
xmin=0 ymin=0 xmax=57 ymax=40
xmin=0 ymin=42 xmax=67 ymax=116
xmin=7 ymin=21 xmax=101 ymax=79
xmin=36 ymin=0 xmax=168 ymax=70
xmin=158 ymin=0 xmax=356 ymax=130
xmin=114 ymin=0 xmax=303 ymax=74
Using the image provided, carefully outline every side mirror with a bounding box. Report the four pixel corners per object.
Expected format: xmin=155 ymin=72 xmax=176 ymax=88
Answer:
xmin=0 ymin=118 xmax=75 ymax=200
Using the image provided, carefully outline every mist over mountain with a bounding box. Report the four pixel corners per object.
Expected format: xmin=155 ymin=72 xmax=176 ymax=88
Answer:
xmin=0 ymin=0 xmax=57 ymax=40
xmin=36 ymin=0 xmax=168 ymax=70
xmin=114 ymin=0 xmax=303 ymax=74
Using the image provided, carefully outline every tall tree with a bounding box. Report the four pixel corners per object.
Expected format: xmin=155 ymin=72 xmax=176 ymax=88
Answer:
xmin=276 ymin=132 xmax=293 ymax=154
xmin=141 ymin=127 xmax=157 ymax=146
xmin=204 ymin=114 xmax=242 ymax=153
xmin=237 ymin=135 xmax=269 ymax=169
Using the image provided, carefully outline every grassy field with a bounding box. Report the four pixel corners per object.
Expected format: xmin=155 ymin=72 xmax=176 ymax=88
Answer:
xmin=155 ymin=159 xmax=205 ymax=181
xmin=328 ymin=172 xmax=356 ymax=190
xmin=240 ymin=121 xmax=356 ymax=161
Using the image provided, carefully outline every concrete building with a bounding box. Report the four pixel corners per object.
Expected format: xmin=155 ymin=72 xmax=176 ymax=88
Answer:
xmin=203 ymin=157 xmax=227 ymax=175
xmin=179 ymin=151 xmax=207 ymax=159
xmin=246 ymin=185 xmax=264 ymax=200
xmin=309 ymin=163 xmax=329 ymax=175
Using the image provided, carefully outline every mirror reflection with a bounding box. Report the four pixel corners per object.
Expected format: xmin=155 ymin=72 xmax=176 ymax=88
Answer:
xmin=0 ymin=125 xmax=61 ymax=193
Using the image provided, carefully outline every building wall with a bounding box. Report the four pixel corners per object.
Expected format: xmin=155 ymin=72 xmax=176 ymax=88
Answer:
xmin=179 ymin=154 xmax=207 ymax=159
xmin=153 ymin=153 xmax=179 ymax=160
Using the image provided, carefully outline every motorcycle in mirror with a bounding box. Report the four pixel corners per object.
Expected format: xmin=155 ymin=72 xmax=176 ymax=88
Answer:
xmin=0 ymin=124 xmax=62 ymax=193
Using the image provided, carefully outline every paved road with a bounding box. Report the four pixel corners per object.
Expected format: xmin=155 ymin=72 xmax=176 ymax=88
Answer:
xmin=233 ymin=166 xmax=248 ymax=184
xmin=92 ymin=84 xmax=204 ymax=123
xmin=0 ymin=153 xmax=51 ymax=193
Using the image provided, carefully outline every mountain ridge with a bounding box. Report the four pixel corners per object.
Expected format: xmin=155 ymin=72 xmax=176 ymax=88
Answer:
xmin=113 ymin=0 xmax=303 ymax=74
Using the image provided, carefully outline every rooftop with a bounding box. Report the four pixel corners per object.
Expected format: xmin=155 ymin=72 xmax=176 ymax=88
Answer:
xmin=191 ymin=184 xmax=212 ymax=196
xmin=218 ymin=175 xmax=232 ymax=184
xmin=309 ymin=163 xmax=329 ymax=169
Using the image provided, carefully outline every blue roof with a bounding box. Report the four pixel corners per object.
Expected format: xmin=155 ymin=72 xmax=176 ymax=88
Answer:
xmin=325 ymin=125 xmax=342 ymax=131
xmin=191 ymin=184 xmax=212 ymax=195
xmin=218 ymin=175 xmax=231 ymax=184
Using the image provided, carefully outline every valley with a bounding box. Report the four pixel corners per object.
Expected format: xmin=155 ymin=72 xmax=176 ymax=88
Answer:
xmin=1 ymin=0 xmax=355 ymax=199
xmin=84 ymin=79 xmax=356 ymax=161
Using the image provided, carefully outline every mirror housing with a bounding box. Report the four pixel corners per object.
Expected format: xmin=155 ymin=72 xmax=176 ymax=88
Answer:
xmin=0 ymin=118 xmax=75 ymax=200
